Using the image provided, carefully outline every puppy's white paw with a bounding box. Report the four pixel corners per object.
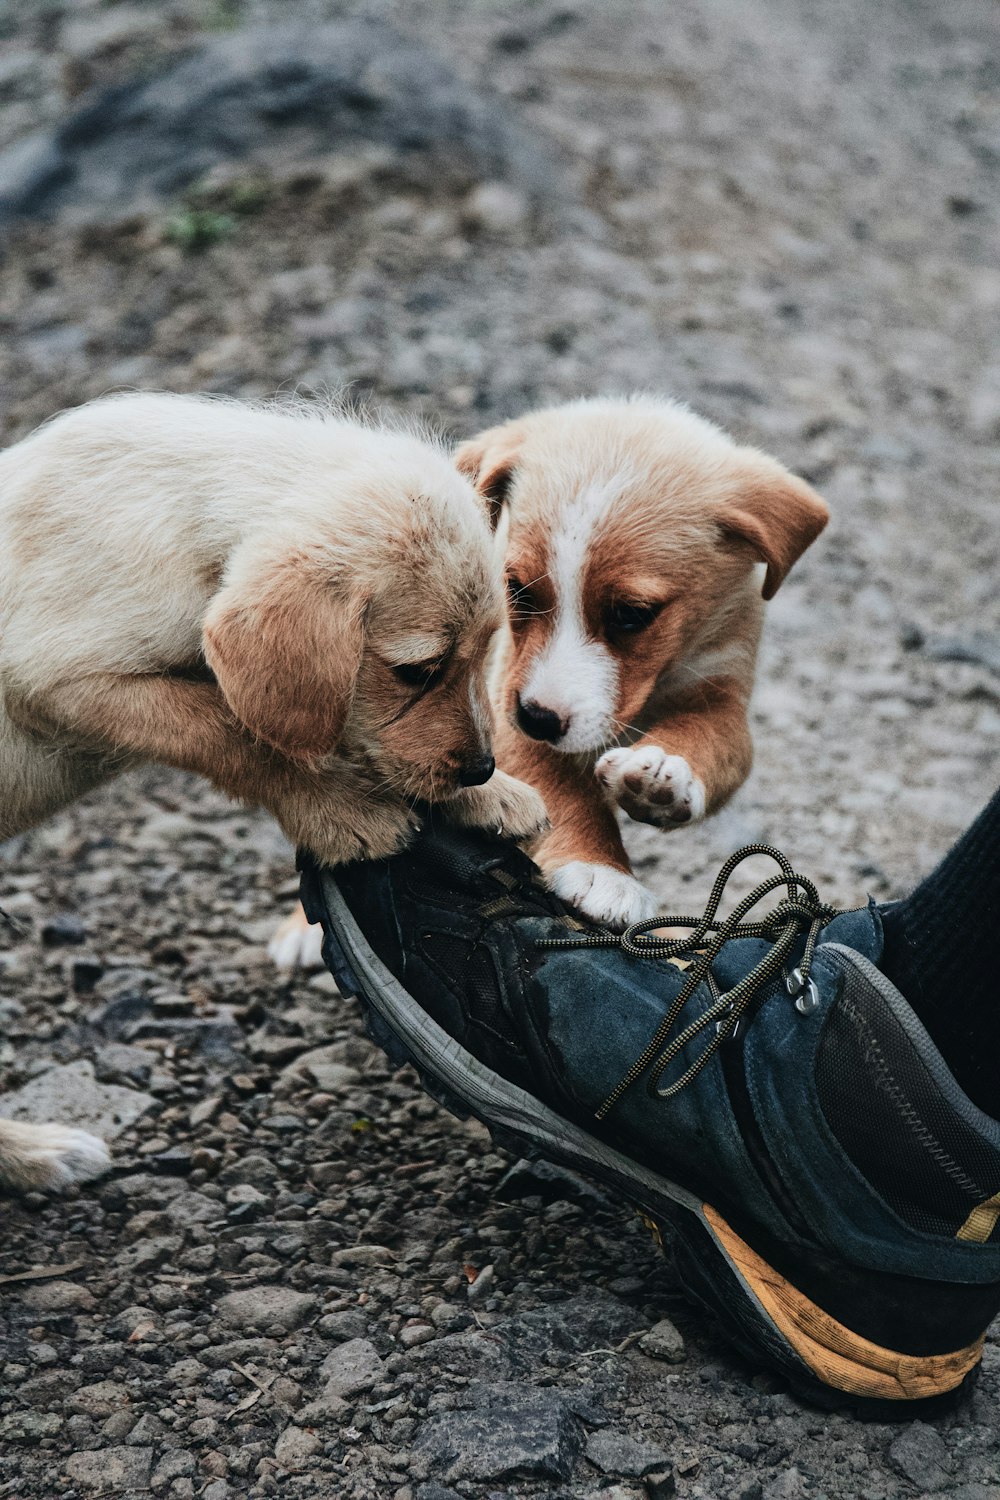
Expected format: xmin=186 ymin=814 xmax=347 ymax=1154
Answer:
xmin=268 ymin=907 xmax=324 ymax=972
xmin=547 ymin=861 xmax=658 ymax=930
xmin=596 ymin=745 xmax=706 ymax=828
xmin=0 ymin=1120 xmax=111 ymax=1193
xmin=447 ymin=771 xmax=549 ymax=840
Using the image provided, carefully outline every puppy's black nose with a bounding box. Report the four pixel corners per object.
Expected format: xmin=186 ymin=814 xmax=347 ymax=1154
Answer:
xmin=458 ymin=754 xmax=496 ymax=787
xmin=516 ymin=697 xmax=566 ymax=743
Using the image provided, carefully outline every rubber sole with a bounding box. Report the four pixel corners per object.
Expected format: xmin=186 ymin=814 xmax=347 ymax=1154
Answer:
xmin=301 ymin=865 xmax=983 ymax=1418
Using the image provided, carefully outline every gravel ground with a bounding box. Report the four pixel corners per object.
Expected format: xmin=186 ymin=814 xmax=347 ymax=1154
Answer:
xmin=1 ymin=2 xmax=999 ymax=1497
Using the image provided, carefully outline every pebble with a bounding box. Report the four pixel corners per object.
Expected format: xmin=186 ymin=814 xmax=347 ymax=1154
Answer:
xmin=18 ymin=1280 xmax=96 ymax=1313
xmin=215 ymin=1287 xmax=317 ymax=1335
xmin=65 ymin=1446 xmax=152 ymax=1491
xmin=415 ymin=1384 xmax=584 ymax=1482
xmin=151 ymin=1449 xmax=197 ymax=1486
xmin=40 ymin=911 xmax=86 ymax=945
xmin=318 ymin=1337 xmax=385 ymax=1398
xmin=638 ymin=1318 xmax=686 ymax=1364
xmin=466 ymin=1264 xmax=495 ymax=1304
xmin=0 ymin=1059 xmax=153 ymax=1139
xmin=399 ymin=1321 xmax=436 ymax=1349
xmin=887 ymin=1421 xmax=951 ymax=1491
xmin=585 ymin=1429 xmax=670 ymax=1477
xmin=274 ymin=1425 xmax=323 ymax=1470
xmin=317 ymin=1309 xmax=370 ymax=1342
xmin=67 ymin=1381 xmax=130 ymax=1418
xmin=462 ymin=181 xmax=529 ymax=236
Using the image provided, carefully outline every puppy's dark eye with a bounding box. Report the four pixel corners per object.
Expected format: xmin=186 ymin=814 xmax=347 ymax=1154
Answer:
xmin=506 ymin=575 xmax=539 ymax=624
xmin=605 ymin=600 xmax=663 ymax=636
xmin=392 ymin=660 xmax=445 ymax=691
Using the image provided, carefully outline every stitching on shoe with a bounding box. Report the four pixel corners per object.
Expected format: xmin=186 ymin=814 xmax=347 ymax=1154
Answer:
xmin=838 ymin=990 xmax=987 ymax=1201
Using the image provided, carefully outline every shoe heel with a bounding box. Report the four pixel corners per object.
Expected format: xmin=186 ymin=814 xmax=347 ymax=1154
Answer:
xmin=669 ymin=1205 xmax=984 ymax=1416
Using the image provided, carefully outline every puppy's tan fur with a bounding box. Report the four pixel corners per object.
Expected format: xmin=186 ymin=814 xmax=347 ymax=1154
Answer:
xmin=456 ymin=396 xmax=829 ymax=928
xmin=0 ymin=392 xmax=545 ymax=1188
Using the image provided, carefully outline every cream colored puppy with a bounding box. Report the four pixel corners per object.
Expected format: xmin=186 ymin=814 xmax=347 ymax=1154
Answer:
xmin=0 ymin=392 xmax=545 ymax=1191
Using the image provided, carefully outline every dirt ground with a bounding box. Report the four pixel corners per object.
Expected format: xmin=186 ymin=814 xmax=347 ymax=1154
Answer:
xmin=1 ymin=1 xmax=999 ymax=1497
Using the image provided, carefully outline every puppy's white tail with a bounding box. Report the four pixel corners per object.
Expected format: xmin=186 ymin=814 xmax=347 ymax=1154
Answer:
xmin=0 ymin=1118 xmax=111 ymax=1192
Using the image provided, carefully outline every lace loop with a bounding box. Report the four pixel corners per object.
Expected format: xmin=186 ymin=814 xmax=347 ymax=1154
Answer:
xmin=536 ymin=844 xmax=837 ymax=1120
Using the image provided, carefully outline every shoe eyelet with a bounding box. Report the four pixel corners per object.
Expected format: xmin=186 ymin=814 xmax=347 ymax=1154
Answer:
xmin=786 ymin=967 xmax=821 ymax=1015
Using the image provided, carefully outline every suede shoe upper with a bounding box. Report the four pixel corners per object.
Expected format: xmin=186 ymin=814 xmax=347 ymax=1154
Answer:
xmin=324 ymin=821 xmax=1000 ymax=1289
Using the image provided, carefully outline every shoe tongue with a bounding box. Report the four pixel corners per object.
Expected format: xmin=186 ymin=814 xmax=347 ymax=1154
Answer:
xmin=819 ymin=898 xmax=884 ymax=964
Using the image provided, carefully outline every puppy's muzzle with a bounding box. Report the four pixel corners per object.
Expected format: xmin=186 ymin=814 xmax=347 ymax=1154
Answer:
xmin=458 ymin=754 xmax=496 ymax=787
xmin=516 ymin=696 xmax=566 ymax=744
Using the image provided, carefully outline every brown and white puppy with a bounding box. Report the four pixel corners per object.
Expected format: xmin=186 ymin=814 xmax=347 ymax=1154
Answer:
xmin=456 ymin=395 xmax=828 ymax=928
xmin=0 ymin=392 xmax=545 ymax=1191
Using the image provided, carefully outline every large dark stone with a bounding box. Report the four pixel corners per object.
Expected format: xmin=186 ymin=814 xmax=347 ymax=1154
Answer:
xmin=0 ymin=20 xmax=552 ymax=229
xmin=414 ymin=1382 xmax=586 ymax=1483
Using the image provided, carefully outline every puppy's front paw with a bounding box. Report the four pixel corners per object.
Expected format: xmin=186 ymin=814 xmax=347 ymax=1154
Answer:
xmin=447 ymin=771 xmax=549 ymax=840
xmin=596 ymin=745 xmax=706 ymax=828
xmin=268 ymin=904 xmax=324 ymax=971
xmin=0 ymin=1120 xmax=111 ymax=1194
xmin=547 ymin=861 xmax=658 ymax=930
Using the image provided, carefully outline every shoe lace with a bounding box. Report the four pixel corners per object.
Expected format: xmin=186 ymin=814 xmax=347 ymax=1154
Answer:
xmin=536 ymin=844 xmax=837 ymax=1120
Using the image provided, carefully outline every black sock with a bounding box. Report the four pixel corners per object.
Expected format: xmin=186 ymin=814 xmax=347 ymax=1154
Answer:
xmin=878 ymin=785 xmax=1000 ymax=1117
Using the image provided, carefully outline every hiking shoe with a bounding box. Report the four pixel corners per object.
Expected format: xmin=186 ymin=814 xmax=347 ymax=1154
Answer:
xmin=299 ymin=822 xmax=1000 ymax=1415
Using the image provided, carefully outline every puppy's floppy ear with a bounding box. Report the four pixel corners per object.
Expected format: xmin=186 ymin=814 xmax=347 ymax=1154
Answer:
xmin=718 ymin=461 xmax=829 ymax=600
xmin=454 ymin=422 xmax=525 ymax=531
xmin=203 ymin=553 xmax=365 ymax=761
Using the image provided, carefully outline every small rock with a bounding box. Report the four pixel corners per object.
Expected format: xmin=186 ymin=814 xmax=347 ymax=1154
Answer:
xmin=888 ymin=1421 xmax=951 ymax=1491
xmin=216 ymin=1286 xmax=318 ymax=1335
xmin=68 ymin=1381 xmax=130 ymax=1417
xmin=65 ymin=1446 xmax=152 ymax=1491
xmin=0 ymin=1059 xmax=153 ymax=1139
xmin=41 ymin=911 xmax=86 ymax=945
xmin=399 ymin=1321 xmax=436 ymax=1349
xmin=101 ymin=1410 xmax=136 ymax=1442
xmin=18 ymin=1279 xmax=96 ymax=1313
xmin=126 ymin=1413 xmax=165 ymax=1446
xmin=108 ymin=1304 xmax=158 ymax=1339
xmin=317 ymin=1309 xmax=370 ymax=1342
xmin=190 ymin=1095 xmax=222 ymax=1127
xmin=151 ymin=1449 xmax=197 ymax=1488
xmin=585 ymin=1429 xmax=669 ymax=1477
xmin=218 ymin=1153 xmax=281 ymax=1188
xmin=466 ymin=1265 xmax=495 ymax=1305
xmin=639 ymin=1318 xmax=686 ymax=1364
xmin=200 ymin=1338 xmax=280 ymax=1369
xmin=495 ymin=1157 xmax=611 ymax=1210
xmin=319 ymin=1337 xmax=384 ymax=1398
xmin=280 ymin=1044 xmax=362 ymax=1093
xmin=463 ymin=181 xmax=528 ymax=235
xmin=275 ymin=1424 xmax=322 ymax=1470
xmin=329 ymin=1243 xmax=396 ymax=1269
xmin=94 ymin=1042 xmax=154 ymax=1083
xmin=415 ymin=1383 xmax=584 ymax=1482
xmin=645 ymin=1473 xmax=677 ymax=1500
xmin=167 ymin=1358 xmax=209 ymax=1386
xmin=165 ymin=1190 xmax=223 ymax=1225
xmin=762 ymin=1468 xmax=808 ymax=1500
xmin=0 ymin=1410 xmax=64 ymax=1443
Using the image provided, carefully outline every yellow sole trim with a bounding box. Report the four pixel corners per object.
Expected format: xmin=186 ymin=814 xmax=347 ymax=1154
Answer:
xmin=703 ymin=1204 xmax=984 ymax=1402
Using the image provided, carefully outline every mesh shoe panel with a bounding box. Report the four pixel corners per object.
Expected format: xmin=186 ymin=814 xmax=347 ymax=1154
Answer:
xmin=419 ymin=930 xmax=513 ymax=1043
xmin=817 ymin=964 xmax=1000 ymax=1239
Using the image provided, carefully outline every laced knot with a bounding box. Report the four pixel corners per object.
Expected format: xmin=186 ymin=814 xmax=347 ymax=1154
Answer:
xmin=537 ymin=844 xmax=837 ymax=1120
